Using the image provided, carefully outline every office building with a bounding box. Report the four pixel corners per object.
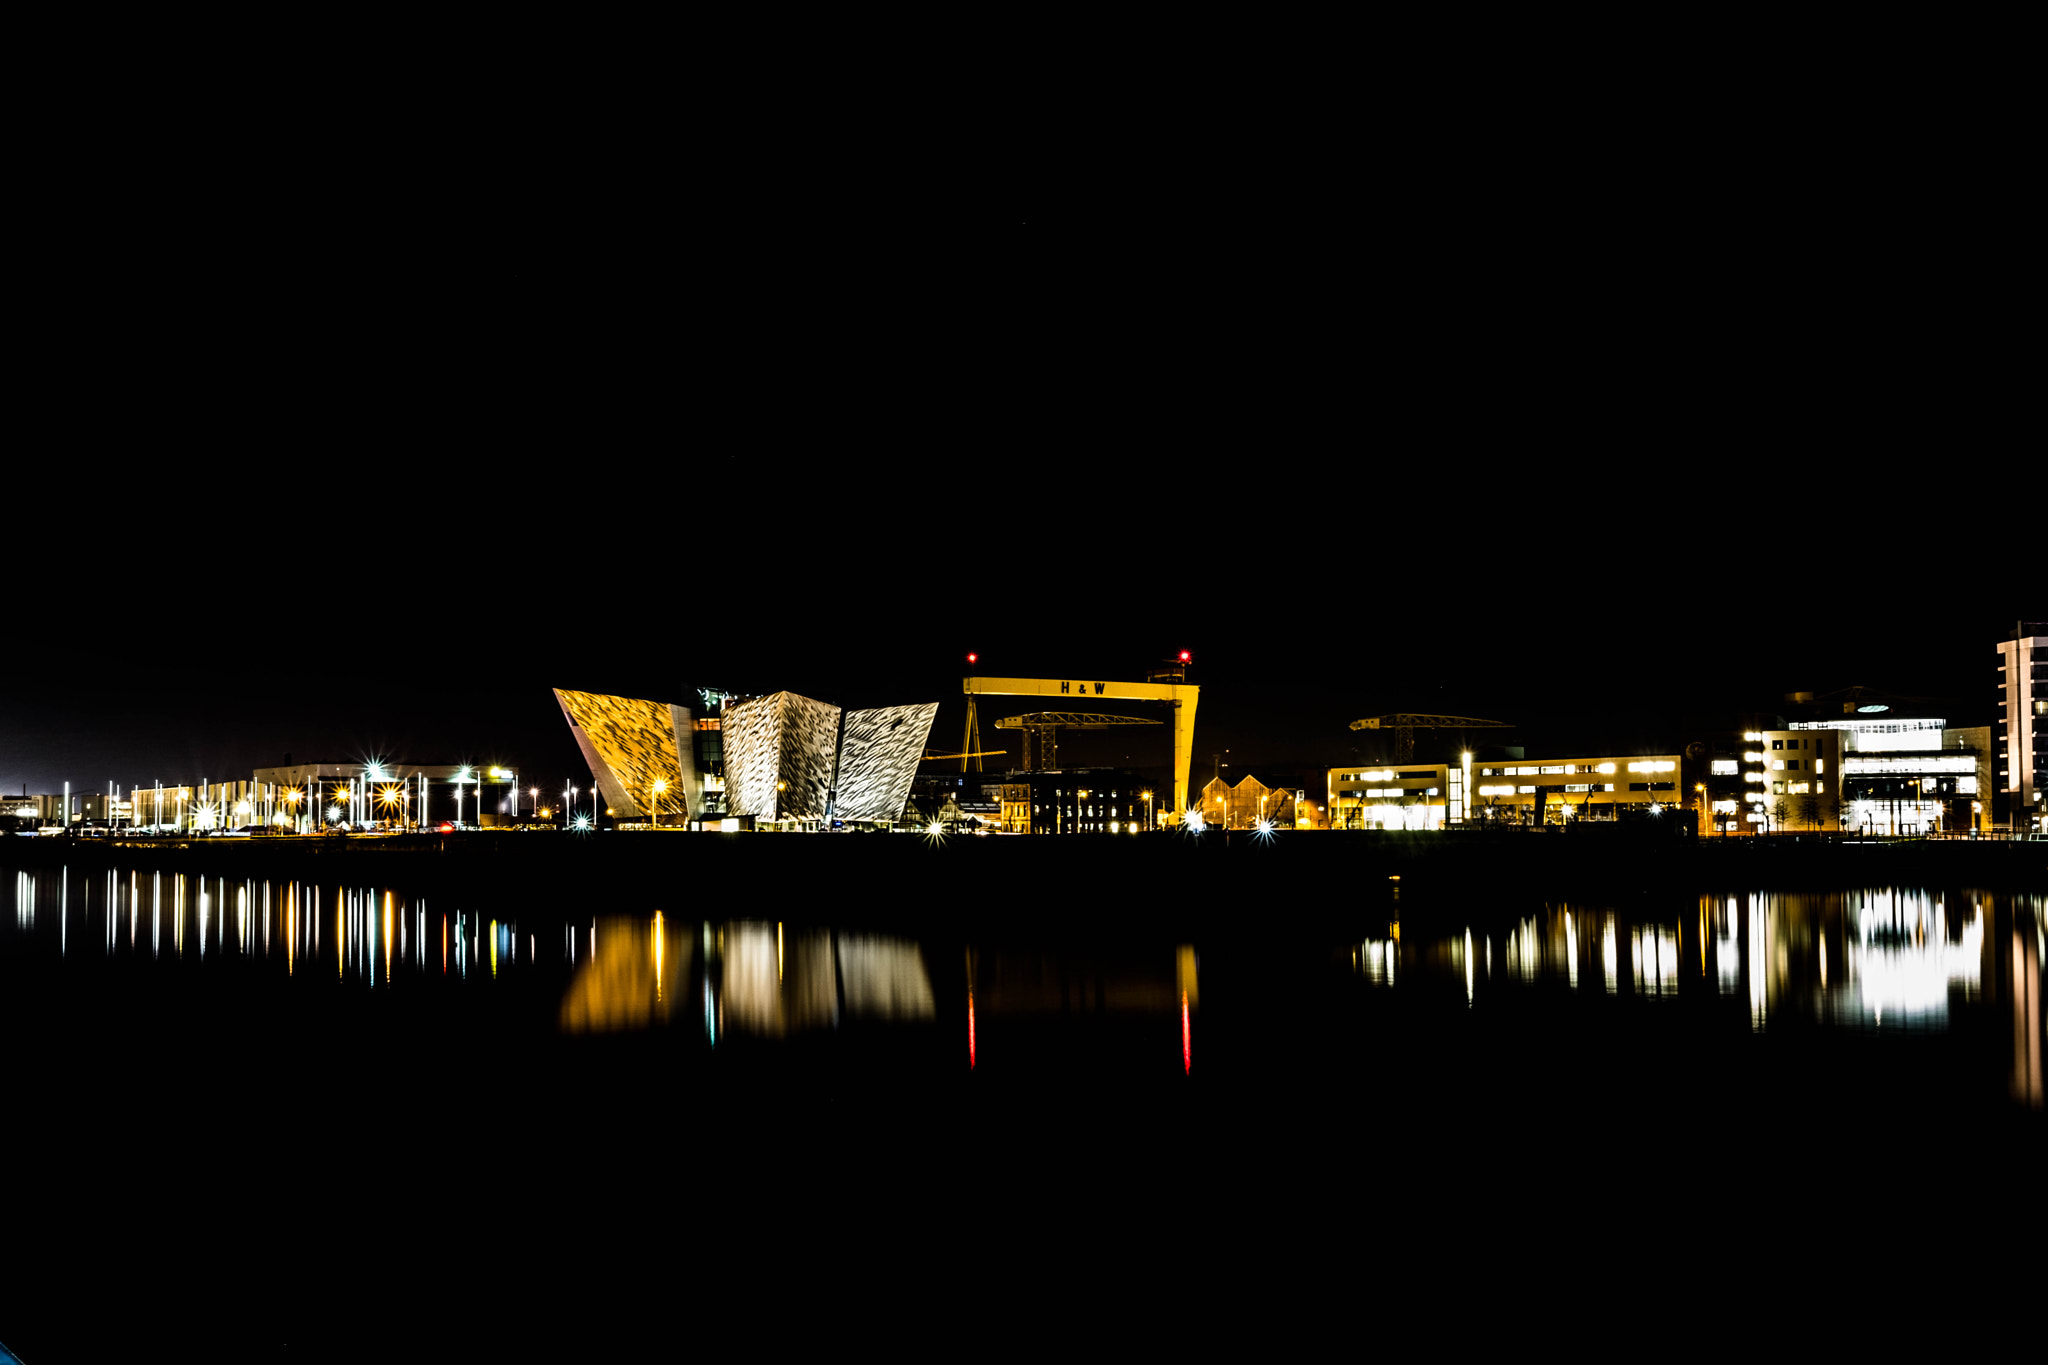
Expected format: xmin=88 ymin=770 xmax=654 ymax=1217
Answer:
xmin=1996 ymin=622 xmax=2046 ymax=831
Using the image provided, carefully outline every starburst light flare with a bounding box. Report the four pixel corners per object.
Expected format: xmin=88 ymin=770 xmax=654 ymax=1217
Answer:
xmin=921 ymin=818 xmax=949 ymax=847
xmin=1250 ymin=818 xmax=1277 ymax=844
xmin=1180 ymin=807 xmax=1205 ymax=834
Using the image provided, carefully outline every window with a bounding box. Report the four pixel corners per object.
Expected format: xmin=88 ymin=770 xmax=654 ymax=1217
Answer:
xmin=1711 ymin=760 xmax=1738 ymax=775
xmin=1772 ymin=740 xmax=1784 ymax=750
xmin=1773 ymin=781 xmax=1785 ymax=794
xmin=1786 ymin=759 xmax=1800 ymax=770
xmin=1815 ymin=759 xmax=1825 ymax=774
xmin=1771 ymin=760 xmax=1786 ymax=771
xmin=1517 ymin=785 xmax=1535 ymax=794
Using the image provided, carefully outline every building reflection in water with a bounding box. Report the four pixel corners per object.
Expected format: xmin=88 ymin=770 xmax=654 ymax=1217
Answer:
xmin=1348 ymin=890 xmax=2045 ymax=1109
xmin=557 ymin=918 xmax=936 ymax=1038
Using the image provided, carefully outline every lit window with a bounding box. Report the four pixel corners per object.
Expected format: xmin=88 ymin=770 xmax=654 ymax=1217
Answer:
xmin=1711 ymin=760 xmax=1738 ymax=775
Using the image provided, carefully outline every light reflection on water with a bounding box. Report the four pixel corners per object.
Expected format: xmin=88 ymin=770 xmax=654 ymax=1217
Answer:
xmin=3 ymin=864 xmax=2040 ymax=1109
xmin=1353 ymin=889 xmax=2045 ymax=1107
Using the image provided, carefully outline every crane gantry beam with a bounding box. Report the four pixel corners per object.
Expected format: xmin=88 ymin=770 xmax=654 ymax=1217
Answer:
xmin=966 ymin=675 xmax=1199 ymax=814
xmin=1348 ymin=713 xmax=1513 ymax=765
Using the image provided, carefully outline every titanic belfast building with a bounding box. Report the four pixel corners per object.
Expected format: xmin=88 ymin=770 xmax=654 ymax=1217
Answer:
xmin=554 ymin=688 xmax=938 ymax=827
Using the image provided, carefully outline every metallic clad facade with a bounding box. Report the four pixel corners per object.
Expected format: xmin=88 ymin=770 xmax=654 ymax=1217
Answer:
xmin=554 ymin=688 xmax=690 ymax=820
xmin=834 ymin=703 xmax=939 ymax=822
xmin=722 ymin=691 xmax=841 ymax=820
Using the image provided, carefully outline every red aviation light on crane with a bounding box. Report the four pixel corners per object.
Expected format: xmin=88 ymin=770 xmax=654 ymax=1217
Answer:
xmin=966 ymin=652 xmax=978 ymax=665
xmin=1178 ymin=650 xmax=1191 ymax=663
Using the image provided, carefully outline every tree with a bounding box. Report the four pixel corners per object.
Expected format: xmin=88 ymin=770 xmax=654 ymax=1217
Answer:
xmin=1771 ymin=797 xmax=1790 ymax=831
xmin=1796 ymin=793 xmax=1820 ymax=829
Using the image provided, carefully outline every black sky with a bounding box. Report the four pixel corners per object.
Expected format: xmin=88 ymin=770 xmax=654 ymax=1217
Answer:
xmin=2 ymin=109 xmax=2029 ymax=796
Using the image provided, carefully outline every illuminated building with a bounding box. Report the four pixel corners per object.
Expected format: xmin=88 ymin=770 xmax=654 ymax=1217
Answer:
xmin=250 ymin=763 xmax=492 ymax=829
xmin=1198 ymin=773 xmax=1300 ymax=829
xmin=1697 ymin=724 xmax=1845 ymax=833
xmin=1787 ymin=713 xmax=1992 ymax=836
xmin=555 ymin=688 xmax=936 ymax=828
xmin=1466 ymin=752 xmax=1693 ymax=827
xmin=989 ymin=769 xmax=1150 ymax=834
xmin=1995 ymin=622 xmax=2046 ymax=831
xmin=1328 ymin=763 xmax=1450 ymax=829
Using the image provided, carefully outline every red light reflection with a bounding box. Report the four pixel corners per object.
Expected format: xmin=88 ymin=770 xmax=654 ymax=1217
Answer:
xmin=1181 ymin=991 xmax=1190 ymax=1074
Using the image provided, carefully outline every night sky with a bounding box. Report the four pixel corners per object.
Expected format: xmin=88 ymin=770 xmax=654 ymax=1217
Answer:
xmin=5 ymin=146 xmax=2027 ymax=797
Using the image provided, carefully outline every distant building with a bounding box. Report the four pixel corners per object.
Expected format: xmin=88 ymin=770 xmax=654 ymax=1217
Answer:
xmin=1697 ymin=723 xmax=1846 ymax=834
xmin=555 ymin=687 xmax=936 ymax=828
xmin=1786 ymin=714 xmax=1989 ymax=835
xmin=1327 ymin=763 xmax=1452 ymax=829
xmin=1469 ymin=752 xmax=1693 ymax=827
xmin=249 ymin=763 xmax=490 ymax=829
xmin=1995 ymin=622 xmax=2045 ymax=831
xmin=999 ymin=769 xmax=1151 ymax=834
xmin=1198 ymin=774 xmax=1299 ymax=829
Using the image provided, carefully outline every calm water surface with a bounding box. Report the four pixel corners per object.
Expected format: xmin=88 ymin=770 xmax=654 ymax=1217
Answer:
xmin=5 ymin=862 xmax=2039 ymax=1103
xmin=4 ymin=859 xmax=2041 ymax=1354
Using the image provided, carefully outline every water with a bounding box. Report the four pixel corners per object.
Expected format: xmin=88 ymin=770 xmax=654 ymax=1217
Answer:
xmin=3 ymin=860 xmax=2041 ymax=1355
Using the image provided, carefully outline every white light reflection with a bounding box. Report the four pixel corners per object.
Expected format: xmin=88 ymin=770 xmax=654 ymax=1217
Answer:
xmin=1357 ymin=937 xmax=1397 ymax=986
xmin=1749 ymin=898 xmax=1768 ymax=1030
xmin=1843 ymin=891 xmax=1981 ymax=1027
xmin=1631 ymin=925 xmax=1679 ymax=997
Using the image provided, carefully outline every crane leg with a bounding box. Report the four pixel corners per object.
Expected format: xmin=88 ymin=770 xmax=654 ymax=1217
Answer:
xmin=1171 ymin=690 xmax=1199 ymax=816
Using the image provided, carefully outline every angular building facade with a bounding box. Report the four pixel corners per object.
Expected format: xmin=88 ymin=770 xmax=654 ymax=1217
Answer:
xmin=554 ymin=688 xmax=702 ymax=821
xmin=721 ymin=691 xmax=842 ymax=821
xmin=833 ymin=703 xmax=941 ymax=822
xmin=556 ymin=687 xmax=936 ymax=827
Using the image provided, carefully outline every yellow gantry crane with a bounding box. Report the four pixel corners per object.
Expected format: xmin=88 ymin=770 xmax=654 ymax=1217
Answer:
xmin=1348 ymin=713 xmax=1513 ymax=764
xmin=965 ymin=656 xmax=1199 ymax=813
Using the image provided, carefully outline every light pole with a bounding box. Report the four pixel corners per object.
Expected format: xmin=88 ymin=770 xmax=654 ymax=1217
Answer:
xmin=651 ymin=778 xmax=667 ymax=829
